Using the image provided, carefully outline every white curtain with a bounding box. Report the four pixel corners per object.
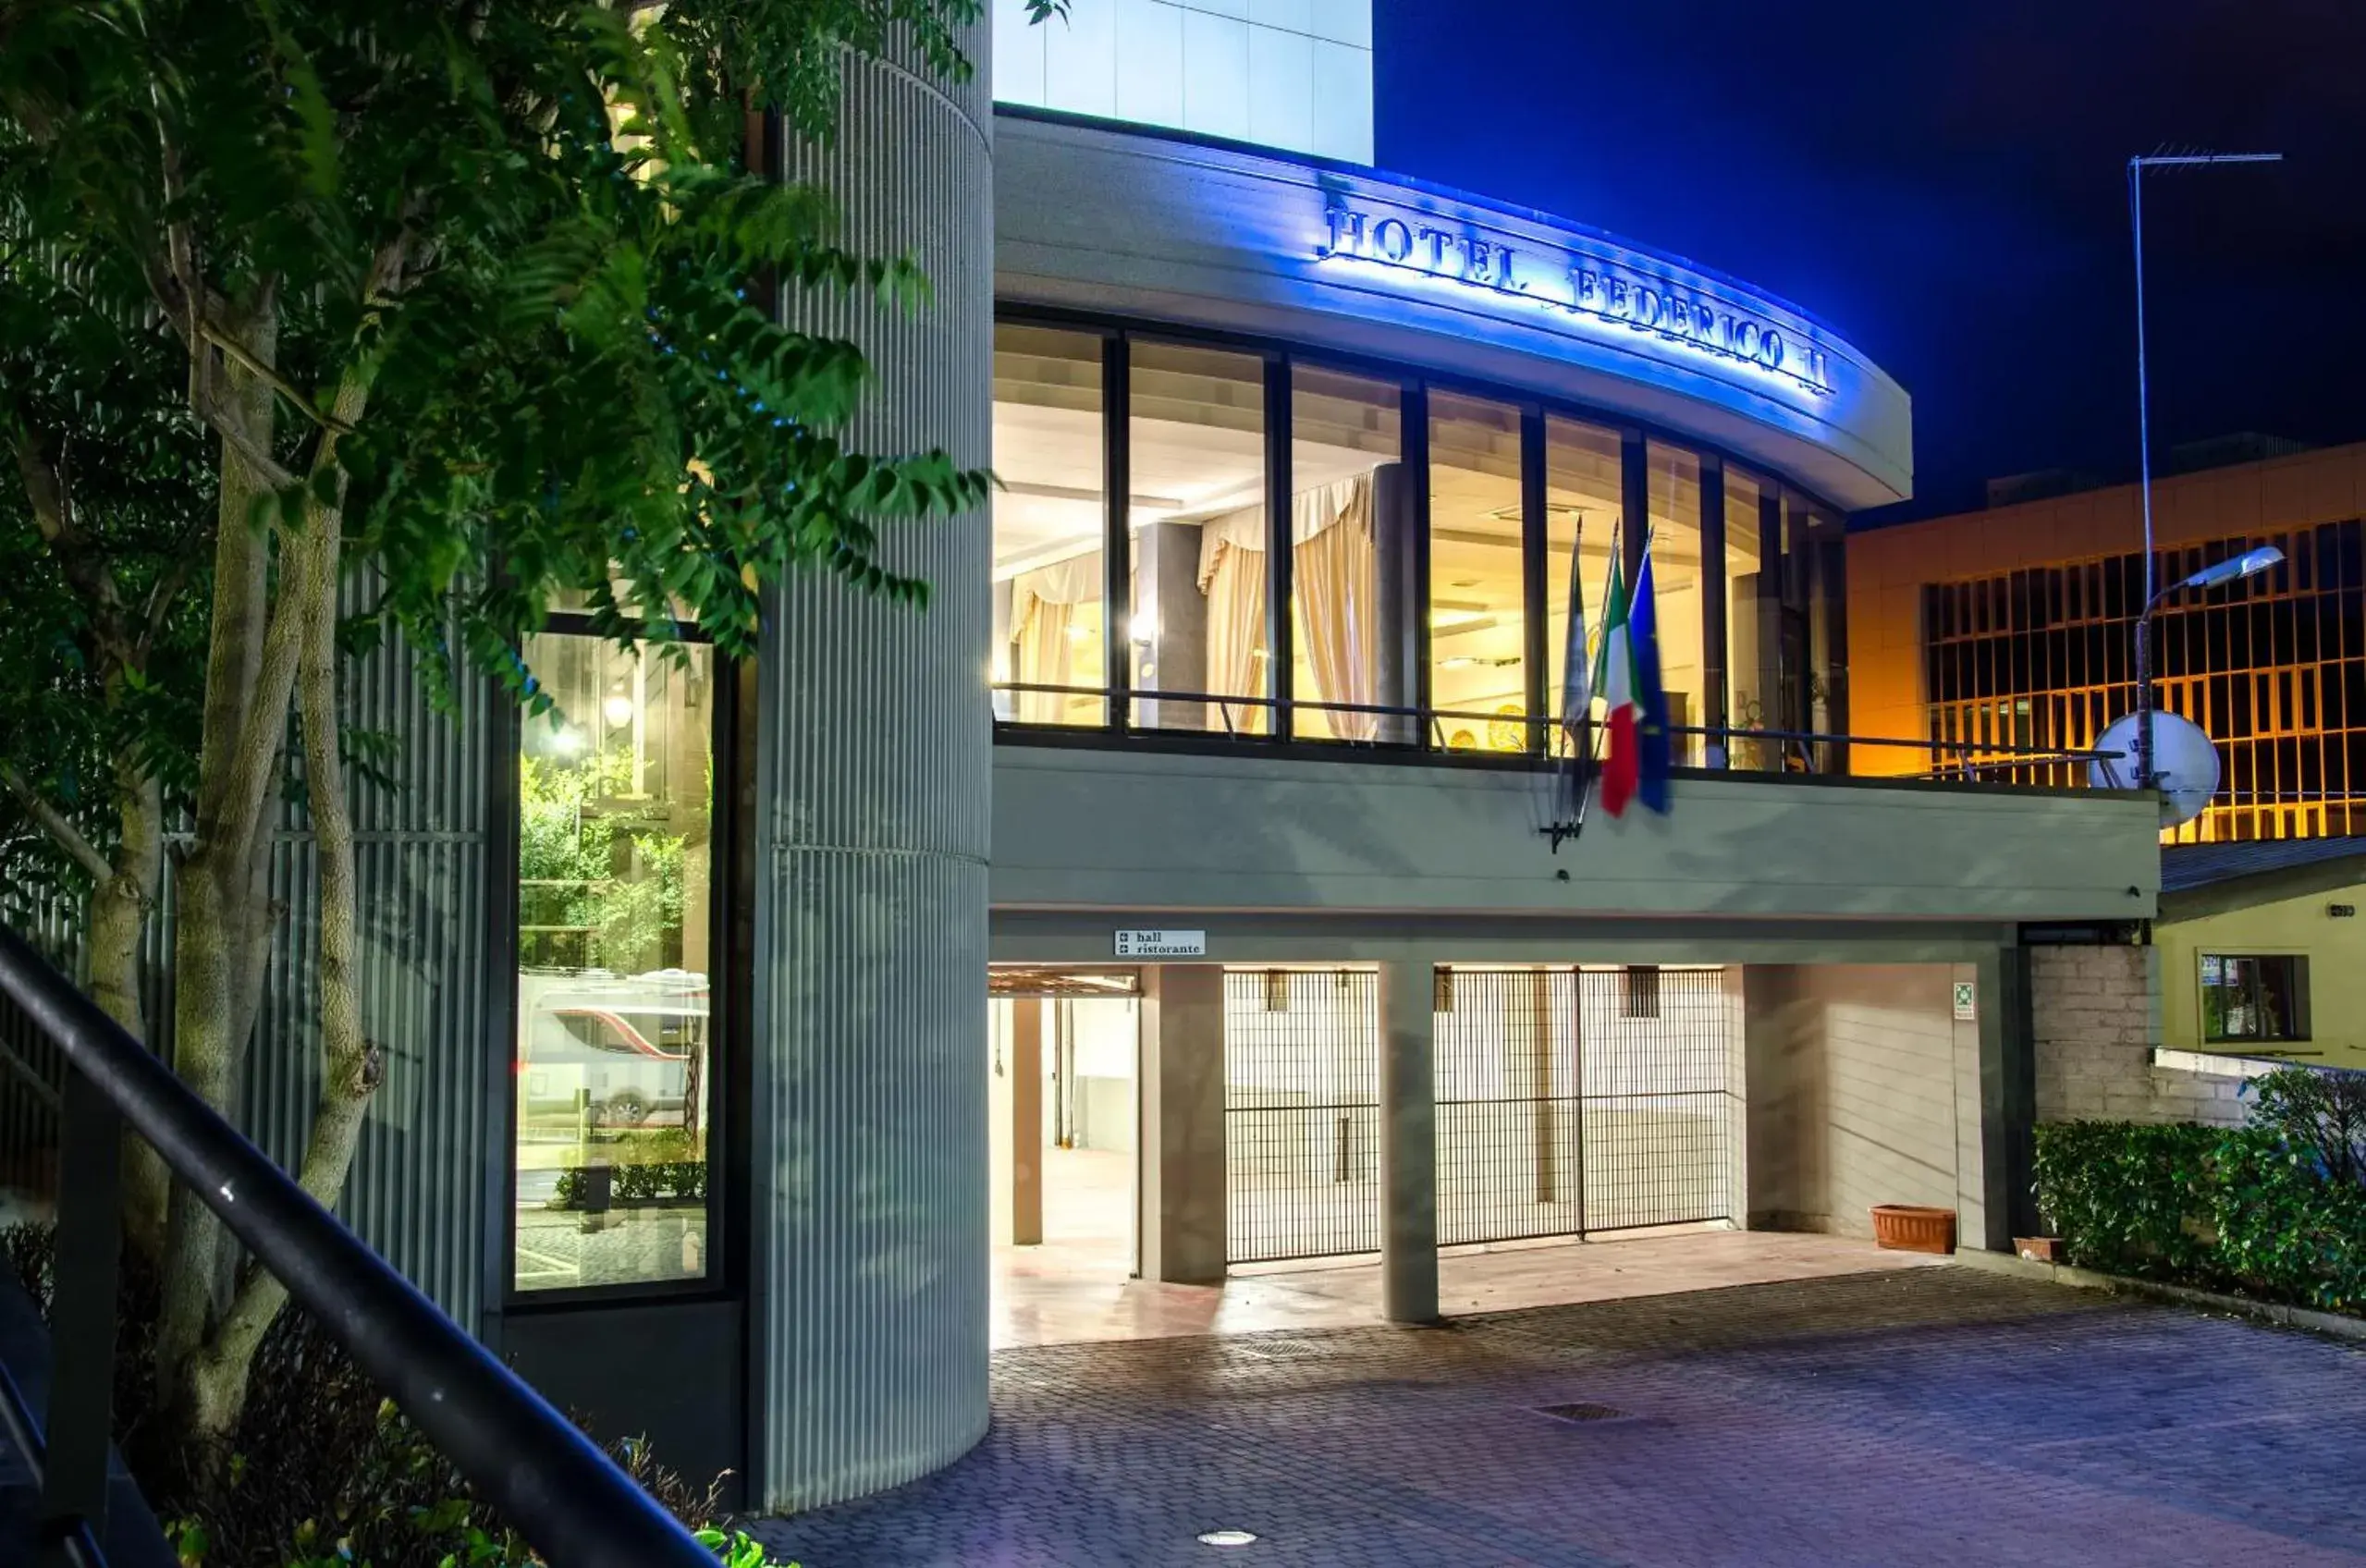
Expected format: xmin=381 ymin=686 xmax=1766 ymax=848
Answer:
xmin=1292 ymin=475 xmax=1379 ymax=741
xmin=1011 ymin=555 xmax=1098 ymax=723
xmin=1196 ymin=506 xmax=1269 ymax=733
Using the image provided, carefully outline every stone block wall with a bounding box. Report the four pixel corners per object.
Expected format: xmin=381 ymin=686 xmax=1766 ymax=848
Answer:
xmin=2031 ymin=945 xmax=2250 ymax=1127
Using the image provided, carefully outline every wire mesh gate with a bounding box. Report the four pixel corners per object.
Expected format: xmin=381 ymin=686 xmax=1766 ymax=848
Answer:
xmin=1223 ymin=969 xmax=1379 ymax=1263
xmin=1435 ymin=966 xmax=1734 ymax=1245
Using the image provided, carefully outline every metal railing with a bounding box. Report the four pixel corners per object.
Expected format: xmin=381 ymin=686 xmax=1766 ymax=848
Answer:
xmin=0 ymin=924 xmax=717 ymax=1568
xmin=991 ymin=681 xmax=2123 ymax=781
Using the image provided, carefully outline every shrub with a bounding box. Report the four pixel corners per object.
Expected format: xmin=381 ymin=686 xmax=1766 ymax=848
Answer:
xmin=2034 ymin=1075 xmax=2366 ymax=1317
xmin=4 ymin=1222 xmax=784 ymax=1567
xmin=2030 ymin=1120 xmax=2220 ymax=1281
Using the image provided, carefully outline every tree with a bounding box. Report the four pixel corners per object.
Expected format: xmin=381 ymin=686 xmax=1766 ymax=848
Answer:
xmin=0 ymin=0 xmax=1059 ymax=1455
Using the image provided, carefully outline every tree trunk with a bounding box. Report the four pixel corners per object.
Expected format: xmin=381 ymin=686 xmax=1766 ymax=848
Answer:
xmin=184 ymin=508 xmax=373 ymax=1439
xmin=100 ymin=766 xmax=172 ymax=1256
xmin=154 ymin=317 xmax=298 ymax=1394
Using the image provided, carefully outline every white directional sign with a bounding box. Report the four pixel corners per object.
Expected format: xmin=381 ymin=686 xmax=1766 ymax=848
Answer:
xmin=1114 ymin=929 xmax=1207 ymax=959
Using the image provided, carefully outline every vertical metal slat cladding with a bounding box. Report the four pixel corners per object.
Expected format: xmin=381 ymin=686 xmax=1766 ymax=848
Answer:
xmin=753 ymin=22 xmax=994 ymax=1512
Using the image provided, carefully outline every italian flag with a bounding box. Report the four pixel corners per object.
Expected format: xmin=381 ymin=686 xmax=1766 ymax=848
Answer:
xmin=1591 ymin=552 xmax=1638 ymax=816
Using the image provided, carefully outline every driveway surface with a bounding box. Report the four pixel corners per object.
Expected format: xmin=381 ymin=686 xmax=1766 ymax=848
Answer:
xmin=755 ymin=1267 xmax=2366 ymax=1566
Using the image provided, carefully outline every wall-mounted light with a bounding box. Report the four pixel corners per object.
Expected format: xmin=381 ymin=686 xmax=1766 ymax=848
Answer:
xmin=602 ymin=686 xmax=635 ymax=728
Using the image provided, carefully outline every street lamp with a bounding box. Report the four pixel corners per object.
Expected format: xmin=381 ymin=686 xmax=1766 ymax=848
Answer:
xmin=2128 ymin=150 xmax=2283 ymax=790
xmin=2136 ymin=544 xmax=2284 ymax=788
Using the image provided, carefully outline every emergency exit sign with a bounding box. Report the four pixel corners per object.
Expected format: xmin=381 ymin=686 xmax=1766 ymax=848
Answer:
xmin=1114 ymin=929 xmax=1207 ymax=958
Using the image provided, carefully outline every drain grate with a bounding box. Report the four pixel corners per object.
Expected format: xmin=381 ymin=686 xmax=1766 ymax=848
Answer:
xmin=1536 ymin=1402 xmax=1627 ymax=1423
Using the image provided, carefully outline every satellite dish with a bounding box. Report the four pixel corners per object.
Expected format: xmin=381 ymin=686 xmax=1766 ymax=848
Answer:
xmin=2090 ymin=711 xmax=2221 ymax=827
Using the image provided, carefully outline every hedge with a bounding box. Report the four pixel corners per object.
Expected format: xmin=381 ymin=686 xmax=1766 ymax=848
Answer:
xmin=2033 ymin=1069 xmax=2366 ymax=1317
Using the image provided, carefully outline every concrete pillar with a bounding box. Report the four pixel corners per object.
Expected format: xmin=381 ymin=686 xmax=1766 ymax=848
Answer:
xmin=1134 ymin=521 xmax=1207 ymax=730
xmin=1010 ymin=998 xmax=1046 ymax=1246
xmin=1379 ymin=958 xmax=1439 ymax=1324
xmin=1137 ymin=966 xmax=1228 ymax=1284
xmin=750 ymin=18 xmax=993 ymax=1512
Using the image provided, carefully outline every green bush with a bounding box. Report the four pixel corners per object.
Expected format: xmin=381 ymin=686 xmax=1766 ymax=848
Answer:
xmin=4 ymin=1223 xmax=786 ymax=1567
xmin=2030 ymin=1121 xmax=2220 ymax=1281
xmin=2034 ymin=1069 xmax=2366 ymax=1316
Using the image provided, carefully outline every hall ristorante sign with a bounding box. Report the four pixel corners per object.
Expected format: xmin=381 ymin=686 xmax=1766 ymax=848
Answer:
xmin=1315 ymin=202 xmax=1833 ymax=397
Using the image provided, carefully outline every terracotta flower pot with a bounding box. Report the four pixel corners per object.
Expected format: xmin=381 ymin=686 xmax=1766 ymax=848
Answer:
xmin=1870 ymin=1205 xmax=1956 ymax=1254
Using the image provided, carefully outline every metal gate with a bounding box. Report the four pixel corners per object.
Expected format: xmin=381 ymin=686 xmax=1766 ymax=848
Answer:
xmin=1434 ymin=966 xmax=1734 ymax=1244
xmin=1223 ymin=968 xmax=1379 ymax=1263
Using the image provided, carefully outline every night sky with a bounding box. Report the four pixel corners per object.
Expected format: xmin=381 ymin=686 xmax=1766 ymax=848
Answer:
xmin=1376 ymin=0 xmax=2366 ymax=521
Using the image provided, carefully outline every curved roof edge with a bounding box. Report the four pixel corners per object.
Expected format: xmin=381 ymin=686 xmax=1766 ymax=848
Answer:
xmin=994 ymin=112 xmax=1914 ymax=511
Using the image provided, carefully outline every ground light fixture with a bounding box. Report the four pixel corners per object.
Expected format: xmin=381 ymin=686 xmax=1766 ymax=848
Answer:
xmin=2127 ymin=148 xmax=2284 ymax=789
xmin=1196 ymin=1528 xmax=1260 ymax=1547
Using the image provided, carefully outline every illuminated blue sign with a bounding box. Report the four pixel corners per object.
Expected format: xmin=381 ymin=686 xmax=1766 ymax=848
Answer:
xmin=1317 ymin=203 xmax=1833 ymax=397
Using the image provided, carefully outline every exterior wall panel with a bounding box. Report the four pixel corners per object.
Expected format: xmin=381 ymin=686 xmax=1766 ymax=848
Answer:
xmin=992 ymin=745 xmax=2161 ymax=925
xmin=754 ymin=22 xmax=995 ymax=1512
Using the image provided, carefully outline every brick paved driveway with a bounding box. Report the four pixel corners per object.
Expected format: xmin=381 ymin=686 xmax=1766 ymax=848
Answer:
xmin=754 ymin=1268 xmax=2366 ymax=1567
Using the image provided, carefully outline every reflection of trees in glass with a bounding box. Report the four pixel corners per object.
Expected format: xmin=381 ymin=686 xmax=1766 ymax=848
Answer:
xmin=519 ymin=743 xmax=688 ymax=974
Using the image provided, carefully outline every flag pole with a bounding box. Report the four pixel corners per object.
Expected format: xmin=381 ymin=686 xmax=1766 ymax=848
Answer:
xmin=1546 ymin=514 xmax=1621 ymax=852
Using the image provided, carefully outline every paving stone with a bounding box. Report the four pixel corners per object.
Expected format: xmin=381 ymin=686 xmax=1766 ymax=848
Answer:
xmin=754 ymin=1268 xmax=2366 ymax=1567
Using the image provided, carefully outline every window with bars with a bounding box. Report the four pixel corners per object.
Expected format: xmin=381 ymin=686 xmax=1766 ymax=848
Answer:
xmin=1921 ymin=519 xmax=2366 ymax=841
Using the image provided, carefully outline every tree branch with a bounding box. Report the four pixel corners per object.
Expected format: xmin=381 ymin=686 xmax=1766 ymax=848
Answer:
xmin=0 ymin=764 xmax=113 ymax=884
xmin=198 ymin=320 xmax=355 ymax=437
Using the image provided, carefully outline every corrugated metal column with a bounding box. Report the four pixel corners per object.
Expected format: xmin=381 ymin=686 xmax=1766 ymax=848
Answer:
xmin=753 ymin=23 xmax=994 ymax=1512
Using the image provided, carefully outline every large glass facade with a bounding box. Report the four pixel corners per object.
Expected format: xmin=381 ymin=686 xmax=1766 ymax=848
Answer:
xmin=1290 ymin=367 xmax=1403 ymax=742
xmin=514 ymin=632 xmax=715 ymax=1293
xmin=1428 ymin=393 xmax=1526 ymax=753
xmin=1128 ymin=342 xmax=1269 ymax=733
xmin=993 ymin=324 xmax=1107 ymax=727
xmin=989 ymin=314 xmax=1855 ymax=774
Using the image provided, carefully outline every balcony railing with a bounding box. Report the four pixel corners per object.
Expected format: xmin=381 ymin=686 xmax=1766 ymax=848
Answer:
xmin=0 ymin=925 xmax=718 ymax=1568
xmin=991 ymin=682 xmax=2120 ymax=784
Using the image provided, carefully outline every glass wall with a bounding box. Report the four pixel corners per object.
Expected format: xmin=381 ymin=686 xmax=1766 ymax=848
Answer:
xmin=1646 ymin=443 xmax=1708 ymax=766
xmin=1428 ymin=393 xmax=1526 ymax=753
xmin=514 ymin=632 xmax=715 ymax=1293
xmin=1290 ymin=367 xmax=1403 ymax=742
xmin=993 ymin=324 xmax=1107 ymax=726
xmin=1543 ymin=416 xmax=1624 ymax=753
xmin=1128 ymin=342 xmax=1269 ymax=733
xmin=988 ymin=314 xmax=1857 ymax=775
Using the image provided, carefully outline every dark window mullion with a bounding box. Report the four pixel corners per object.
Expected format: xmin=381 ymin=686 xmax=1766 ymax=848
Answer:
xmin=1699 ymin=453 xmax=1728 ymax=766
xmin=1104 ymin=334 xmax=1132 ymax=732
xmin=1266 ymin=355 xmax=1294 ymax=740
xmin=1407 ymin=382 xmax=1433 ymax=745
xmin=1521 ymin=405 xmax=1548 ymax=754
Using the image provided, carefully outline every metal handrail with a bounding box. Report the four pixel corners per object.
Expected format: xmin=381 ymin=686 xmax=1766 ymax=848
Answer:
xmin=988 ymin=681 xmax=2123 ymax=771
xmin=0 ymin=924 xmax=717 ymax=1568
xmin=0 ymin=1354 xmax=104 ymax=1568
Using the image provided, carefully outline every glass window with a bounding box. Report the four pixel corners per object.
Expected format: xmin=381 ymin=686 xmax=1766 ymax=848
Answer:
xmin=1722 ymin=467 xmax=1771 ymax=769
xmin=994 ymin=325 xmax=1107 ymax=726
xmin=515 ymin=633 xmax=715 ymax=1293
xmin=2201 ymin=953 xmax=2311 ymax=1043
xmin=1542 ymin=416 xmax=1624 ymax=757
xmin=1648 ymin=444 xmax=1709 ymax=766
xmin=1128 ymin=342 xmax=1269 ymax=733
xmin=1290 ymin=367 xmax=1403 ymax=742
xmin=1428 ymin=393 xmax=1526 ymax=753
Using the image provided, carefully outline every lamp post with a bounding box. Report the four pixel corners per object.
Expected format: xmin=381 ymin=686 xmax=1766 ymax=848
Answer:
xmin=2129 ymin=150 xmax=2282 ymax=790
xmin=2132 ymin=545 xmax=2286 ymax=790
